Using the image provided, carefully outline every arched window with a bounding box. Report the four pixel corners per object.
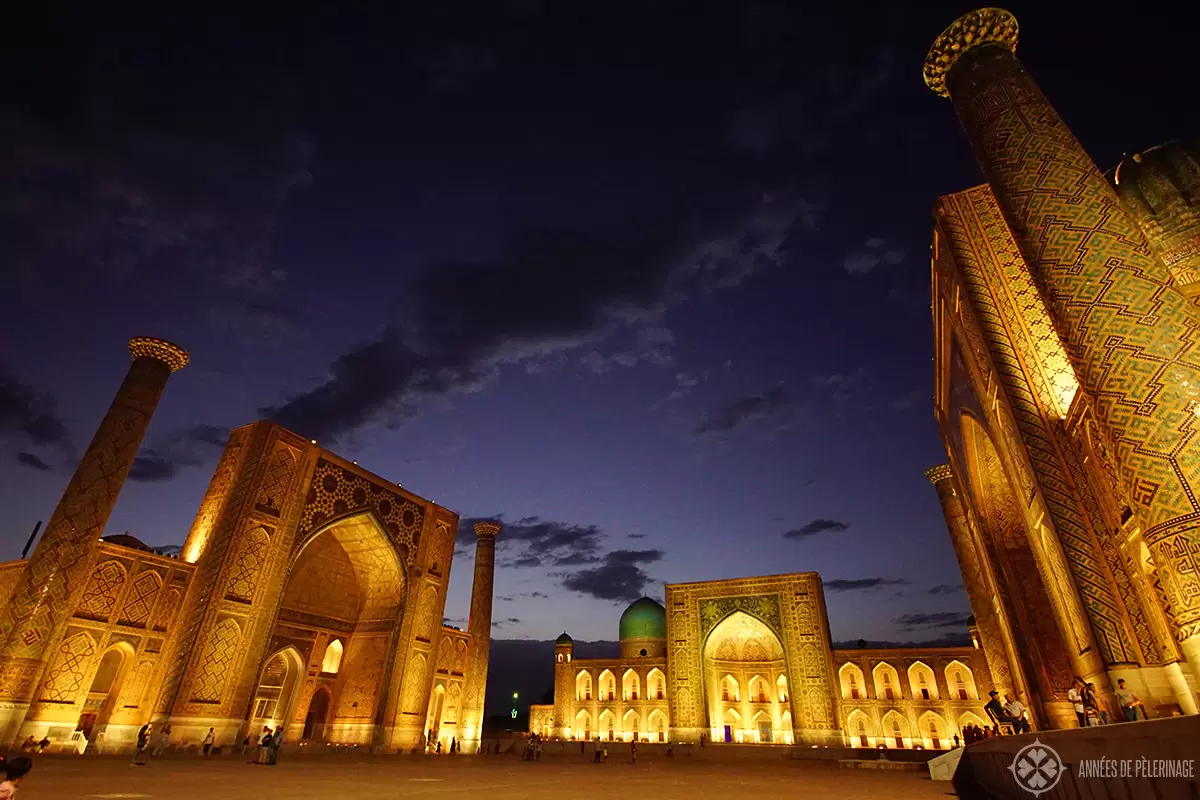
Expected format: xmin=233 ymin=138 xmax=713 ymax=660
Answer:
xmin=322 ymin=639 xmax=344 ymax=674
xmin=955 ymin=670 xmax=967 ymax=700
xmin=557 ymin=653 xmax=563 ymax=662
xmin=918 ymin=672 xmax=930 ymax=700
xmin=892 ymin=720 xmax=903 ymax=749
xmin=883 ymin=674 xmax=894 ymax=700
xmin=656 ymin=677 xmax=664 ymax=699
xmin=849 ymin=673 xmax=860 ymax=700
xmin=930 ymin=722 xmax=941 ymax=750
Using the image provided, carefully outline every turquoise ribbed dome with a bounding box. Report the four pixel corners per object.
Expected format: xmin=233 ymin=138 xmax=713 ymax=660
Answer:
xmin=619 ymin=597 xmax=666 ymax=641
xmin=556 ymin=631 xmax=573 ymax=645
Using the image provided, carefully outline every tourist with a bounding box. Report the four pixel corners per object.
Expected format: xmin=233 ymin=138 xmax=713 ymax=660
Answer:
xmin=436 ymin=740 xmax=442 ymax=754
xmin=256 ymin=726 xmax=272 ymax=764
xmin=240 ymin=734 xmax=251 ymax=756
xmin=269 ymin=726 xmax=283 ymax=764
xmin=630 ymin=739 xmax=637 ymax=764
xmin=1116 ymin=679 xmax=1143 ymax=722
xmin=1068 ymin=677 xmax=1086 ymax=727
xmin=151 ymin=725 xmax=170 ymax=757
xmin=132 ymin=724 xmax=151 ymax=765
xmin=952 ymin=733 xmax=960 ymax=748
xmin=18 ymin=738 xmax=34 ymax=754
xmin=592 ymin=738 xmax=601 ymax=763
xmin=983 ymin=690 xmax=1006 ymax=727
xmin=602 ymin=744 xmax=608 ymax=762
xmin=202 ymin=727 xmax=215 ymax=756
xmin=449 ymin=736 xmax=456 ymax=754
xmin=1003 ymin=694 xmax=1030 ymax=734
xmin=1082 ymin=682 xmax=1101 ymax=726
xmin=0 ymin=756 xmax=33 ymax=800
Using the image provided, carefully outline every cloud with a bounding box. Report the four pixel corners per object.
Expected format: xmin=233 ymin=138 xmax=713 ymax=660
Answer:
xmin=129 ymin=424 xmax=228 ymax=483
xmin=891 ymin=388 xmax=926 ymax=412
xmin=0 ymin=369 xmax=73 ymax=458
xmin=694 ymin=385 xmax=790 ymax=436
xmin=842 ymin=238 xmax=905 ymax=275
xmin=262 ymin=196 xmax=812 ymax=443
xmin=15 ymin=451 xmax=53 ymax=472
xmin=892 ymin=612 xmax=972 ymax=631
xmin=0 ymin=103 xmax=313 ymax=290
xmin=824 ymin=577 xmax=909 ymax=593
xmin=457 ymin=515 xmax=606 ymax=569
xmin=833 ymin=632 xmax=970 ymax=649
xmin=492 ymin=617 xmax=522 ymax=629
xmin=499 ymin=596 xmax=515 ymax=602
xmin=626 ymin=533 xmax=647 ymax=540
xmin=561 ymin=549 xmax=664 ymax=602
xmin=928 ymin=584 xmax=965 ymax=596
xmin=814 ymin=368 xmax=868 ymax=402
xmin=528 ymin=591 xmax=548 ymax=599
xmin=782 ymin=518 xmax=849 ymax=540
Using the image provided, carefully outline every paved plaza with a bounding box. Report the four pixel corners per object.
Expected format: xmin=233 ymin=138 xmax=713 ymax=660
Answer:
xmin=16 ymin=753 xmax=950 ymax=799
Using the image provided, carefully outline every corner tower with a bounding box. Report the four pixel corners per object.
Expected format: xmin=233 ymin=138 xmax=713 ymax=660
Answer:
xmin=925 ymin=6 xmax=1200 ymax=691
xmin=0 ymin=337 xmax=188 ymax=743
xmin=553 ymin=631 xmax=574 ymax=738
xmin=459 ymin=520 xmax=500 ymax=751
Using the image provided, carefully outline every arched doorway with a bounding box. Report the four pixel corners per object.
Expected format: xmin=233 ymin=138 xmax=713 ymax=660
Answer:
xmin=425 ymin=685 xmax=445 ymax=747
xmin=251 ymin=648 xmax=305 ymax=731
xmin=702 ymin=611 xmax=787 ymax=744
xmin=79 ymin=644 xmax=134 ymax=742
xmin=304 ymin=687 xmax=331 ymax=741
xmin=961 ymin=413 xmax=1073 ymax=724
xmin=261 ymin=512 xmax=406 ymax=744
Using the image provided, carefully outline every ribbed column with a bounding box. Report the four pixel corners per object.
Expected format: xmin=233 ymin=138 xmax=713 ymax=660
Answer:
xmin=926 ymin=7 xmax=1200 ymax=685
xmin=460 ymin=520 xmax=499 ymax=751
xmin=926 ymin=466 xmax=1025 ymax=712
xmin=0 ymin=338 xmax=187 ymax=727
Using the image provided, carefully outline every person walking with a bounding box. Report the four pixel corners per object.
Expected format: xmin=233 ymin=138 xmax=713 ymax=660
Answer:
xmin=151 ymin=725 xmax=170 ymax=757
xmin=592 ymin=738 xmax=600 ymax=764
xmin=202 ymin=728 xmax=215 ymax=756
xmin=132 ymin=725 xmax=151 ymax=766
xmin=630 ymin=739 xmax=637 ymax=764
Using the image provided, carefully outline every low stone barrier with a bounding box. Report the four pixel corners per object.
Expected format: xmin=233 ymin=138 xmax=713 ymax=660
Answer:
xmin=953 ymin=716 xmax=1199 ymax=799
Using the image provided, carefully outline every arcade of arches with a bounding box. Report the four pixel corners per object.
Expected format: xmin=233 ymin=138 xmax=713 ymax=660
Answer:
xmin=531 ymin=573 xmax=994 ymax=748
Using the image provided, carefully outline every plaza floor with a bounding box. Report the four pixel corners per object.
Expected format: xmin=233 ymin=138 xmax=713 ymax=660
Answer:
xmin=11 ymin=752 xmax=953 ymax=799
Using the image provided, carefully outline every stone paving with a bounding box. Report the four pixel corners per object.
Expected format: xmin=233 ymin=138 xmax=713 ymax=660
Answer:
xmin=7 ymin=752 xmax=953 ymax=799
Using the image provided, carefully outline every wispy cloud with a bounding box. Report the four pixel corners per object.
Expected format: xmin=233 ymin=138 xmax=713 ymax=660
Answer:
xmin=129 ymin=424 xmax=228 ymax=482
xmin=694 ymin=385 xmax=791 ymax=437
xmin=782 ymin=518 xmax=849 ymax=540
xmin=843 ymin=238 xmax=905 ymax=275
xmin=825 ymin=577 xmax=908 ymax=593
xmin=892 ymin=612 xmax=972 ymax=631
xmin=561 ymin=549 xmax=664 ymax=602
xmin=15 ymin=451 xmax=53 ymax=472
xmin=928 ymin=584 xmax=965 ymax=596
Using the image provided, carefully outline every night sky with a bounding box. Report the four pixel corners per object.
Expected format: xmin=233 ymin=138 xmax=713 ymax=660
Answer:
xmin=2 ymin=1 xmax=1197 ymax=665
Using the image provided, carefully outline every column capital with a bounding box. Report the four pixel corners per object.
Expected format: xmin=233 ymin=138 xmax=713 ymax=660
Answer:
xmin=128 ymin=337 xmax=189 ymax=372
xmin=473 ymin=520 xmax=501 ymax=538
xmin=925 ymin=464 xmax=954 ymax=484
xmin=924 ymin=8 xmax=1019 ymax=97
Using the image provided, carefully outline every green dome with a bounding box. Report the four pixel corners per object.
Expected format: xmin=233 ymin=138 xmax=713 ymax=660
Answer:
xmin=555 ymin=631 xmax=573 ymax=645
xmin=619 ymin=597 xmax=666 ymax=641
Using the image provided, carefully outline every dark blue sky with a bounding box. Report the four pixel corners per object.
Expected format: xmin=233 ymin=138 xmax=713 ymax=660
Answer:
xmin=2 ymin=1 xmax=1195 ymax=647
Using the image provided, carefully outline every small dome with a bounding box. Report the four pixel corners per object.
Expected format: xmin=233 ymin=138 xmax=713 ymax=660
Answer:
xmin=1112 ymin=139 xmax=1200 ymax=286
xmin=555 ymin=631 xmax=573 ymax=645
xmin=619 ymin=597 xmax=666 ymax=641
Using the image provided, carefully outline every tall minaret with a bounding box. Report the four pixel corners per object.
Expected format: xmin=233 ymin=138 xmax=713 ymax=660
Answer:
xmin=0 ymin=337 xmax=188 ymax=742
xmin=925 ymin=8 xmax=1200 ymax=684
xmin=926 ymin=466 xmax=1024 ymax=717
xmin=460 ymin=520 xmax=500 ymax=751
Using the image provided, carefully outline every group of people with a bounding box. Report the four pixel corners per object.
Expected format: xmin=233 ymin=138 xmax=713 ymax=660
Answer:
xmin=423 ymin=733 xmax=457 ymax=754
xmin=522 ymin=734 xmax=543 ymax=761
xmin=250 ymin=726 xmax=284 ymax=765
xmin=0 ymin=755 xmax=33 ymax=800
xmin=984 ymin=690 xmax=1031 ymax=733
xmin=960 ymin=722 xmax=1002 ymax=745
xmin=1069 ymin=676 xmax=1144 ymax=727
xmin=132 ymin=724 xmax=215 ymax=763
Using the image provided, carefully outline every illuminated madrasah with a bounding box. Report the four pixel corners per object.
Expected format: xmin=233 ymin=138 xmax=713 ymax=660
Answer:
xmin=533 ymin=6 xmax=1200 ymax=746
xmin=2 ymin=7 xmax=1198 ymax=757
xmin=0 ymin=338 xmax=497 ymax=753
